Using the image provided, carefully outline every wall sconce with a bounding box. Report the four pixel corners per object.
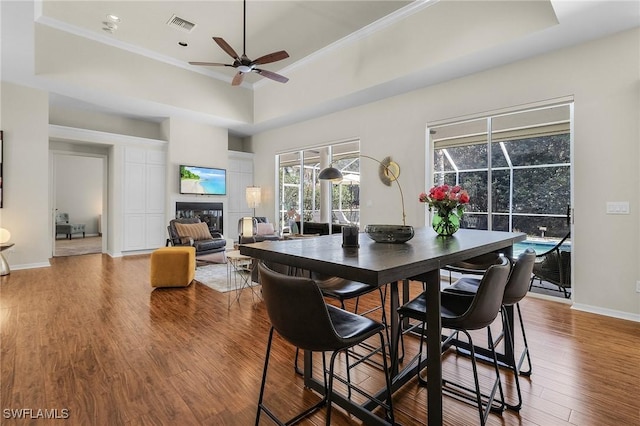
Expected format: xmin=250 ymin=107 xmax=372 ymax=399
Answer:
xmin=319 ymin=155 xmax=406 ymax=226
xmin=246 ymin=186 xmax=261 ymax=216
xmin=319 ymin=155 xmax=414 ymax=243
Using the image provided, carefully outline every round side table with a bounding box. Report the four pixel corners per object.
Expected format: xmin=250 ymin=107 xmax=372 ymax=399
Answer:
xmin=0 ymin=243 xmax=14 ymax=276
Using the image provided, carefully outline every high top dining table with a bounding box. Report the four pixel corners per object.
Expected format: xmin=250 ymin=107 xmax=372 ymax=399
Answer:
xmin=241 ymin=227 xmax=525 ymax=426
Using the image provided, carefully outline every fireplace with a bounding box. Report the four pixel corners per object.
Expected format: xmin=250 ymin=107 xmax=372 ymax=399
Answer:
xmin=175 ymin=202 xmax=223 ymax=234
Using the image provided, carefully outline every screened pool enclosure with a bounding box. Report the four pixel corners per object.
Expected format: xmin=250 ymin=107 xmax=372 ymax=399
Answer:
xmin=430 ymin=103 xmax=572 ymax=240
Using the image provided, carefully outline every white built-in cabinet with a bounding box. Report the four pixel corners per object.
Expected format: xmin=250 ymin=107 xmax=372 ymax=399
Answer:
xmin=123 ymin=146 xmax=166 ymax=251
xmin=227 ymin=152 xmax=254 ymax=242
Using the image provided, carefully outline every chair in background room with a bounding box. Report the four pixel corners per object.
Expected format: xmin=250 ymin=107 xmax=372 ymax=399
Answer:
xmin=530 ymin=232 xmax=571 ymax=298
xmin=443 ymin=248 xmax=537 ymax=410
xmin=55 ymin=212 xmax=86 ymax=239
xmin=256 ymin=262 xmax=394 ymax=425
xmin=397 ymin=258 xmax=511 ymax=426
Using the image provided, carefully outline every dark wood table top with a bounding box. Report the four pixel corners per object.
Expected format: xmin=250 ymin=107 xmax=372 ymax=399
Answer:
xmin=240 ymin=227 xmax=526 ymax=284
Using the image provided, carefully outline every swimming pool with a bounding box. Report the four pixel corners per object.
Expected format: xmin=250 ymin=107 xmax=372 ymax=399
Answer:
xmin=513 ymin=240 xmax=571 ymax=257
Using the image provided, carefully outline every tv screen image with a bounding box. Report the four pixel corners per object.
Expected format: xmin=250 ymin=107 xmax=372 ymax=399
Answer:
xmin=180 ymin=165 xmax=226 ymax=195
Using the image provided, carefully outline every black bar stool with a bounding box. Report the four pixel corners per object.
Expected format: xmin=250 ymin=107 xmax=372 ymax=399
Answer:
xmin=443 ymin=248 xmax=537 ymax=410
xmin=397 ymin=258 xmax=511 ymax=425
xmin=256 ymin=262 xmax=395 ymax=426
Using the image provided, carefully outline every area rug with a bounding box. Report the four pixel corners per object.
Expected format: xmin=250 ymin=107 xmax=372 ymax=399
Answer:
xmin=194 ymin=263 xmax=258 ymax=293
xmin=55 ymin=236 xmax=102 ymax=257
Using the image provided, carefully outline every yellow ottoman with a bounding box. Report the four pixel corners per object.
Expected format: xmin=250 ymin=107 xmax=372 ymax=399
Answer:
xmin=150 ymin=246 xmax=196 ymax=288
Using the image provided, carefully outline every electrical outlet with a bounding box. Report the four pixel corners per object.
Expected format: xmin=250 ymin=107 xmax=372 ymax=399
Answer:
xmin=636 ymin=281 xmax=640 ymax=293
xmin=606 ymin=201 xmax=630 ymax=214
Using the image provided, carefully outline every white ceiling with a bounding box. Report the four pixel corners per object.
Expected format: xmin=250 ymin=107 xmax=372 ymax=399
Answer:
xmin=2 ymin=0 xmax=639 ymax=137
xmin=39 ymin=0 xmax=414 ymax=84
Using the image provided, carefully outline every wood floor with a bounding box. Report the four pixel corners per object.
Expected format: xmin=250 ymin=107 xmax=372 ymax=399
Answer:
xmin=1 ymin=253 xmax=638 ymax=425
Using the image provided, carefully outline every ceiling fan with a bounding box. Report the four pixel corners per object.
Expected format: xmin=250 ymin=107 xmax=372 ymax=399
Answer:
xmin=189 ymin=0 xmax=289 ymax=86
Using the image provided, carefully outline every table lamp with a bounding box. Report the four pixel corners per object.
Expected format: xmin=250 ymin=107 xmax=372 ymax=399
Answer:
xmin=0 ymin=228 xmax=10 ymax=244
xmin=241 ymin=217 xmax=254 ymax=238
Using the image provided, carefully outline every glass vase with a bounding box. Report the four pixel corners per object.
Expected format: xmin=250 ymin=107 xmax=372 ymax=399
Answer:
xmin=432 ymin=210 xmax=460 ymax=236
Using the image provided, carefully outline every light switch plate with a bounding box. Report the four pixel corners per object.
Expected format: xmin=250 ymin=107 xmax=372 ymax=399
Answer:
xmin=606 ymin=201 xmax=630 ymax=214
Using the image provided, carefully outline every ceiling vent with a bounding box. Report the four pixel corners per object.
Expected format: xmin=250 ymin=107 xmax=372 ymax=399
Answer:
xmin=166 ymin=15 xmax=196 ymax=33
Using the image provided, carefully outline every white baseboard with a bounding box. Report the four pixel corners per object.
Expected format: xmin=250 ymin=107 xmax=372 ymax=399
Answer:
xmin=9 ymin=261 xmax=51 ymax=271
xmin=526 ymin=291 xmax=572 ymax=304
xmin=571 ymin=303 xmax=640 ymax=323
xmin=121 ymin=249 xmax=155 ymax=256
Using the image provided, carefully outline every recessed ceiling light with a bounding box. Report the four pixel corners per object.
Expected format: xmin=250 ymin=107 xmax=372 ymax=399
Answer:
xmin=106 ymin=14 xmax=121 ymax=23
xmin=178 ymin=42 xmax=188 ymax=47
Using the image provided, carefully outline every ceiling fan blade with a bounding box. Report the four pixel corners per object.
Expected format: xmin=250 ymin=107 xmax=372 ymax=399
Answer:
xmin=232 ymin=71 xmax=245 ymax=86
xmin=252 ymin=50 xmax=290 ymax=66
xmin=189 ymin=61 xmax=233 ymax=67
xmin=213 ymin=37 xmax=240 ymax=61
xmin=254 ymin=69 xmax=289 ymax=84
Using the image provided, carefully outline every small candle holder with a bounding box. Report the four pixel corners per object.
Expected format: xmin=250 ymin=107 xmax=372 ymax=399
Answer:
xmin=342 ymin=225 xmax=359 ymax=248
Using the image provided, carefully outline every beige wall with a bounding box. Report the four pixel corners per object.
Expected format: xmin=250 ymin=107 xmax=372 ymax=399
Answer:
xmin=228 ymin=135 xmax=247 ymax=152
xmin=0 ymin=83 xmax=51 ymax=268
xmin=250 ymin=28 xmax=640 ymax=319
xmin=253 ymin=0 xmax=558 ymax=124
xmin=36 ymin=25 xmax=253 ymax=126
xmin=163 ymin=116 xmax=230 ymax=235
xmin=53 ymin=154 xmax=103 ymax=236
xmin=50 ymin=106 xmax=164 ymax=140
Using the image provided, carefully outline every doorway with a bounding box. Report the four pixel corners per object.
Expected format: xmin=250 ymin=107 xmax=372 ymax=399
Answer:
xmin=52 ymin=152 xmax=106 ymax=257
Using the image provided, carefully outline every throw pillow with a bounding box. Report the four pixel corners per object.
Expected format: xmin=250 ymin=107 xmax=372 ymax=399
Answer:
xmin=256 ymin=222 xmax=275 ymax=236
xmin=174 ymin=222 xmax=213 ymax=241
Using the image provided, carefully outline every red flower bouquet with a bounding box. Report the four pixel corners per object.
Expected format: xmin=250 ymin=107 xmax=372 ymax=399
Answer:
xmin=419 ymin=185 xmax=470 ymax=236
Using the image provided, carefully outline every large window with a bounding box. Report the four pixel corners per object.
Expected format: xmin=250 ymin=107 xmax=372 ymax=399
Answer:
xmin=431 ymin=104 xmax=572 ymax=239
xmin=277 ymin=140 xmax=360 ymax=233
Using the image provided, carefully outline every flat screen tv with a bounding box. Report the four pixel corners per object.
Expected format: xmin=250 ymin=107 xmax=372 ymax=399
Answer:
xmin=180 ymin=165 xmax=226 ymax=195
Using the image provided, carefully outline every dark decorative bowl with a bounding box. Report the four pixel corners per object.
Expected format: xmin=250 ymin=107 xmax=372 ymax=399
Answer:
xmin=364 ymin=225 xmax=415 ymax=243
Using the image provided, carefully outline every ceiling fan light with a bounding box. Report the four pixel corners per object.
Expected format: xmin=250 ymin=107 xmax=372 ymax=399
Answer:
xmin=190 ymin=0 xmax=289 ymax=86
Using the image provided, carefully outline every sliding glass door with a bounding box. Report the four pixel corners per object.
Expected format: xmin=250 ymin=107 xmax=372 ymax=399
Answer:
xmin=431 ymin=103 xmax=572 ymax=240
xmin=276 ymin=140 xmax=360 ymax=234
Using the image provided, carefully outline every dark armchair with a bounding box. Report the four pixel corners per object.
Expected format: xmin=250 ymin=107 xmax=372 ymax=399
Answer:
xmin=166 ymin=218 xmax=226 ymax=256
xmin=530 ymin=232 xmax=571 ymax=298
